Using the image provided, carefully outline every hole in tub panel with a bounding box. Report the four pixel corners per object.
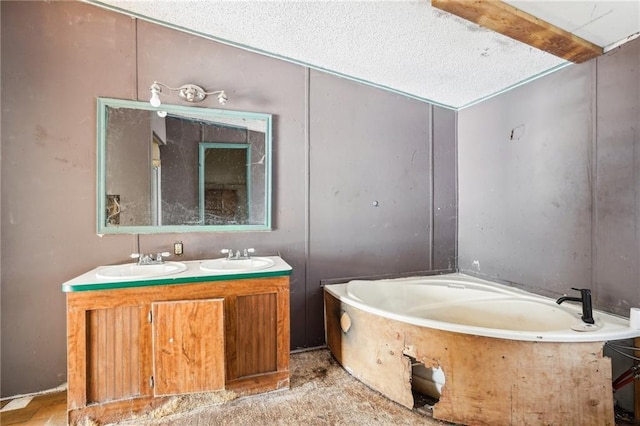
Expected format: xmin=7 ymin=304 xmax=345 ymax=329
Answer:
xmin=407 ymin=355 xmax=444 ymax=415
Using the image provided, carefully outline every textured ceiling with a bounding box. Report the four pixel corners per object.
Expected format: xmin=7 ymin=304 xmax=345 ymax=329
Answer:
xmin=87 ymin=1 xmax=639 ymax=110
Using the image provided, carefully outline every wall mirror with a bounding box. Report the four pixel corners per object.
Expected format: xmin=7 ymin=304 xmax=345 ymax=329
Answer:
xmin=97 ymin=98 xmax=272 ymax=233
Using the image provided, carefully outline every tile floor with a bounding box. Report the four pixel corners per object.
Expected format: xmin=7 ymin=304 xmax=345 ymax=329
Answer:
xmin=0 ymin=391 xmax=67 ymax=426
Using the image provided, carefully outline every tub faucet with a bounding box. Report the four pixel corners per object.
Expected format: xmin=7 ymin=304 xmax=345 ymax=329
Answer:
xmin=556 ymin=288 xmax=594 ymax=324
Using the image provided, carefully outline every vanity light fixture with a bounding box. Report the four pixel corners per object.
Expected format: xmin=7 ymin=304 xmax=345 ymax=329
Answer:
xmin=149 ymin=81 xmax=228 ymax=107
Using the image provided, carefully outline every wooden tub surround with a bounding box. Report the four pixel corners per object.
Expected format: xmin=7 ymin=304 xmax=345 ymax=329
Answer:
xmin=63 ymin=257 xmax=291 ymax=425
xmin=325 ymin=289 xmax=618 ymax=425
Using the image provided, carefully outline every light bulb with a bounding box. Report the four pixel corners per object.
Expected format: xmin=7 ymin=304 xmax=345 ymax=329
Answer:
xmin=157 ymin=110 xmax=167 ymax=118
xmin=150 ymin=90 xmax=161 ymax=107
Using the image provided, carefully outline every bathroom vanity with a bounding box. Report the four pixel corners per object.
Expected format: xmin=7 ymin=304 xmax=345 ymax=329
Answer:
xmin=62 ymin=256 xmax=291 ymax=425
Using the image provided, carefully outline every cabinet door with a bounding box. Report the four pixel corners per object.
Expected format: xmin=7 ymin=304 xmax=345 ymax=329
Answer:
xmin=226 ymin=292 xmax=278 ymax=380
xmin=85 ymin=305 xmax=152 ymax=404
xmin=152 ymin=298 xmax=225 ymax=396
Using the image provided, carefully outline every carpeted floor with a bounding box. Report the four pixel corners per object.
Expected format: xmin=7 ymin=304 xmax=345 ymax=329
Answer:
xmin=107 ymin=348 xmax=449 ymax=425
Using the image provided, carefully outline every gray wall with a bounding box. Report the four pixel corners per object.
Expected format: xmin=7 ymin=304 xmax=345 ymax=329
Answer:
xmin=459 ymin=62 xmax=594 ymax=295
xmin=458 ymin=38 xmax=639 ymax=315
xmin=1 ymin=1 xmax=455 ymax=396
xmin=595 ymin=41 xmax=640 ymax=313
xmin=307 ymin=71 xmax=456 ymax=345
xmin=458 ymin=38 xmax=639 ymax=411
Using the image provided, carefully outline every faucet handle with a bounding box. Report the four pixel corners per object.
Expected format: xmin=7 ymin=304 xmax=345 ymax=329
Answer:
xmin=221 ymin=249 xmax=231 ymax=254
xmin=571 ymin=288 xmax=594 ymax=324
xmin=155 ymin=252 xmax=170 ymax=260
xmin=150 ymin=252 xmax=170 ymax=263
xmin=130 ymin=253 xmax=141 ymax=259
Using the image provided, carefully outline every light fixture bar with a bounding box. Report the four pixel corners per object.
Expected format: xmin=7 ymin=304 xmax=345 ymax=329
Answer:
xmin=149 ymin=81 xmax=228 ymax=107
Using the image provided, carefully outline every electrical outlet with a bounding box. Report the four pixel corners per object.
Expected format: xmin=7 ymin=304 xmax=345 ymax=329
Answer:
xmin=174 ymin=241 xmax=183 ymax=256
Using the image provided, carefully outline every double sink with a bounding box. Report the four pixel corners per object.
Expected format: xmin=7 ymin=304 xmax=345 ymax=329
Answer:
xmin=95 ymin=257 xmax=276 ymax=281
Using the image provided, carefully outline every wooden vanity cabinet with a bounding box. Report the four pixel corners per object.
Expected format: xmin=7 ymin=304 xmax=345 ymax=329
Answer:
xmin=66 ymin=276 xmax=290 ymax=424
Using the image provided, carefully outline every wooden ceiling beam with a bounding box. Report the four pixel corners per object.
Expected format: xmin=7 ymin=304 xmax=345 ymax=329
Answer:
xmin=431 ymin=0 xmax=603 ymax=63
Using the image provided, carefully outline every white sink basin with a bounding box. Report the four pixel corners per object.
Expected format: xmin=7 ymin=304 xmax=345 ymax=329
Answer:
xmin=200 ymin=257 xmax=275 ymax=273
xmin=96 ymin=261 xmax=187 ymax=280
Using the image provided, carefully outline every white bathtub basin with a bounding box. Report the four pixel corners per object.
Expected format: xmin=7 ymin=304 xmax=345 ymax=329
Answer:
xmin=326 ymin=273 xmax=640 ymax=342
xmin=348 ymin=280 xmax=580 ymax=332
xmin=409 ymin=298 xmax=578 ymax=331
xmin=200 ymin=257 xmax=275 ymax=273
xmin=95 ymin=261 xmax=187 ymax=280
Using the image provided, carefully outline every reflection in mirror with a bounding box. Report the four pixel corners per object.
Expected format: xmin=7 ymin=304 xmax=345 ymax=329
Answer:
xmin=97 ymin=98 xmax=272 ymax=233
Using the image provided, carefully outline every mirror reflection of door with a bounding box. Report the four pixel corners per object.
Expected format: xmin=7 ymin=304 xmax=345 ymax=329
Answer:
xmin=151 ymin=132 xmax=164 ymax=226
xmin=199 ymin=143 xmax=250 ymax=225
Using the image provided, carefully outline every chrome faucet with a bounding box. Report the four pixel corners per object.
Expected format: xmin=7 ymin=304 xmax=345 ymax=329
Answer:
xmin=221 ymin=248 xmax=255 ymax=260
xmin=556 ymin=287 xmax=594 ymax=324
xmin=131 ymin=252 xmax=170 ymax=265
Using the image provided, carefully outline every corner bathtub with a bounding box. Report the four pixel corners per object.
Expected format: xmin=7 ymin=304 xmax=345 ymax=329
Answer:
xmin=326 ymin=273 xmax=639 ymax=342
xmin=323 ymin=273 xmax=640 ymax=426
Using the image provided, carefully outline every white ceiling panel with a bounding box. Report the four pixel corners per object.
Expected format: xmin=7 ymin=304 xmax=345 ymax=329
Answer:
xmin=505 ymin=1 xmax=640 ymax=49
xmin=87 ymin=1 xmax=640 ymax=109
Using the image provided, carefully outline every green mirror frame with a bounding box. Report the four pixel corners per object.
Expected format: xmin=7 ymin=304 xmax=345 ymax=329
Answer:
xmin=96 ymin=97 xmax=272 ymax=234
